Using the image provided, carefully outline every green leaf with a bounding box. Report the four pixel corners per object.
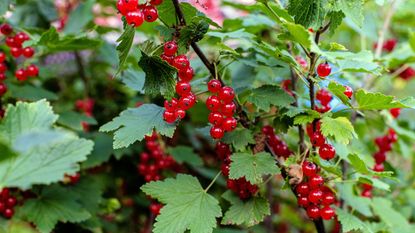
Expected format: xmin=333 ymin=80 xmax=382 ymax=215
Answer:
xmin=57 ymin=111 xmax=97 ymax=131
xmin=287 ymin=0 xmax=325 ymax=28
xmin=120 ymin=68 xmax=145 ymax=92
xmin=327 ymin=11 xmax=345 ymax=34
xmin=348 ymin=154 xmax=393 ymax=178
xmin=320 ymin=116 xmax=357 ymax=144
xmin=293 ymin=110 xmax=320 ymax=125
xmin=138 ymin=50 xmax=177 ymax=99
xmin=336 ymin=0 xmax=364 ymax=27
xmin=63 ymin=0 xmax=95 ymax=34
xmin=372 ymin=198 xmax=413 ymax=233
xmin=409 ymin=31 xmax=415 ymax=52
xmin=82 ymin=133 xmax=114 ymax=169
xmin=141 ymin=174 xmax=222 ymax=233
xmin=207 ymin=29 xmax=255 ymax=41
xmin=158 ymin=1 xmax=219 ymax=27
xmin=327 ymin=82 xmax=352 ymax=107
xmin=20 ymin=185 xmax=91 ymax=233
xmin=178 ymin=17 xmax=209 ymax=48
xmin=0 ymin=0 xmax=11 ymax=15
xmin=100 ymin=104 xmax=176 ymax=149
xmin=335 ymin=207 xmax=365 ymax=232
xmin=222 ymin=128 xmax=255 ymax=151
xmin=221 ymin=191 xmax=270 ymax=227
xmin=36 ymin=0 xmax=58 ymax=22
xmin=325 ymin=51 xmax=381 ymax=74
xmin=7 ymin=83 xmax=58 ymax=101
xmin=229 ymin=152 xmax=279 ymax=184
xmin=168 ymin=146 xmax=203 ymax=167
xmin=337 ymin=183 xmax=372 ymax=217
xmin=114 ymin=25 xmax=135 ymax=77
xmin=0 ymin=140 xmax=17 ymax=163
xmin=355 ymin=89 xmax=415 ymax=110
xmin=246 ymin=85 xmax=295 ymax=111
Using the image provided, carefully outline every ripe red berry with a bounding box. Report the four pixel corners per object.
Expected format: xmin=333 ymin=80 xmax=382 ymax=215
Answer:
xmin=388 ymin=128 xmax=398 ymax=143
xmin=14 ymin=32 xmax=29 ymax=44
xmin=164 ymin=98 xmax=178 ymax=111
xmin=317 ymin=63 xmax=331 ymax=77
xmin=178 ymin=95 xmax=195 ymax=110
xmin=221 ymin=102 xmax=236 ymax=117
xmin=161 ymin=53 xmax=174 ymax=64
xmin=15 ymin=68 xmax=27 ymax=81
xmin=319 ymin=144 xmax=336 ymax=160
xmin=218 ymin=86 xmax=235 ymax=103
xmin=361 ymin=189 xmax=372 ymax=198
xmin=22 ymin=47 xmax=35 ymax=58
xmin=116 ymin=0 xmax=138 ymax=15
xmin=373 ymin=151 xmax=386 ymax=164
xmin=126 ymin=10 xmax=144 ymax=27
xmin=302 ymin=162 xmax=317 ymax=177
xmin=309 ymin=175 xmax=324 ymax=188
xmin=163 ymin=110 xmax=176 ymax=123
xmin=262 ymin=125 xmax=274 ymax=136
xmin=0 ymin=73 xmax=5 ymax=81
xmin=178 ymin=67 xmax=194 ymax=81
xmin=375 ymin=136 xmax=392 ymax=152
xmin=143 ymin=6 xmax=158 ymax=22
xmin=206 ymin=95 xmax=221 ymax=111
xmin=320 ymin=206 xmax=335 ymax=220
xmin=316 ymin=89 xmax=332 ymax=106
xmin=5 ymin=37 xmax=19 ymax=48
xmin=389 ymin=108 xmax=400 ymax=118
xmin=0 ymin=83 xmax=7 ymax=96
xmin=173 ymin=55 xmax=190 ymax=71
xmin=26 ymin=64 xmax=39 ymax=77
xmin=344 ymin=85 xmax=353 ymax=98
xmin=222 ymin=118 xmax=237 ymax=132
xmin=0 ymin=202 xmax=4 ymax=213
xmin=0 ymin=188 xmax=10 ymax=199
xmin=210 ymin=126 xmax=224 ymax=139
xmin=298 ymin=196 xmax=309 ymax=207
xmin=306 ymin=205 xmax=320 ymax=219
xmin=175 ymin=81 xmax=191 ymax=96
xmin=149 ymin=203 xmax=163 ymax=215
xmin=0 ymin=52 xmax=5 ymax=63
xmin=150 ymin=0 xmax=163 ymax=5
xmin=3 ymin=208 xmax=14 ymax=219
xmin=296 ymin=182 xmax=310 ymax=196
xmin=10 ymin=47 xmax=22 ymax=58
xmin=308 ymin=189 xmax=323 ymax=204
xmin=311 ymin=132 xmax=325 ymax=147
xmin=174 ymin=108 xmax=186 ymax=119
xmin=322 ymin=192 xmax=336 ymax=205
xmin=315 ymin=104 xmax=331 ymax=113
xmin=163 ymin=41 xmax=178 ymax=56
xmin=207 ymin=79 xmax=222 ymax=93
xmin=0 ymin=63 xmax=7 ymax=73
xmin=0 ymin=24 xmax=13 ymax=35
xmin=208 ymin=112 xmax=224 ymax=126
xmin=373 ymin=163 xmax=384 ymax=172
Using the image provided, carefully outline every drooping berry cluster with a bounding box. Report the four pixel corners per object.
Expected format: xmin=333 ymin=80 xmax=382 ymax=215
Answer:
xmin=162 ymin=41 xmax=196 ymax=123
xmin=0 ymin=188 xmax=17 ymax=219
xmin=206 ymin=80 xmax=237 ymax=139
xmin=262 ymin=126 xmax=293 ymax=158
xmin=116 ymin=0 xmax=161 ymax=28
xmin=75 ymin=98 xmax=95 ymax=132
xmin=216 ymin=142 xmax=258 ymax=199
xmin=296 ymin=162 xmax=337 ymax=220
xmin=305 ymin=121 xmax=336 ymax=161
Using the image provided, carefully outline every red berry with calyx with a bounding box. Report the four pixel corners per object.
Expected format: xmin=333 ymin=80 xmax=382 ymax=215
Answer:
xmin=5 ymin=37 xmax=19 ymax=48
xmin=306 ymin=205 xmax=320 ymax=219
xmin=3 ymin=208 xmax=14 ymax=219
xmin=321 ymin=206 xmax=335 ymax=220
xmin=308 ymin=189 xmax=323 ymax=204
xmin=161 ymin=53 xmax=174 ymax=64
xmin=15 ymin=68 xmax=27 ymax=81
xmin=373 ymin=163 xmax=384 ymax=172
xmin=208 ymin=112 xmax=224 ymax=126
xmin=163 ymin=110 xmax=176 ymax=123
xmin=0 ymin=74 xmax=5 ymax=81
xmin=15 ymin=32 xmax=29 ymax=44
xmin=322 ymin=192 xmax=336 ymax=205
xmin=0 ymin=83 xmax=7 ymax=96
xmin=126 ymin=10 xmax=144 ymax=27
xmin=319 ymin=144 xmax=336 ymax=160
xmin=262 ymin=125 xmax=274 ymax=136
xmin=388 ymin=128 xmax=398 ymax=143
xmin=222 ymin=118 xmax=237 ymax=132
xmin=206 ymin=95 xmax=221 ymax=111
xmin=221 ymin=102 xmax=236 ymax=117
xmin=309 ymin=175 xmax=324 ymax=188
xmin=178 ymin=67 xmax=194 ymax=81
xmin=163 ymin=41 xmax=178 ymax=56
xmin=302 ymin=162 xmax=318 ymax=177
xmin=317 ymin=63 xmax=331 ymax=77
xmin=296 ymin=182 xmax=310 ymax=196
xmin=117 ymin=0 xmax=138 ymax=15
xmin=218 ymin=86 xmax=235 ymax=103
xmin=10 ymin=47 xmax=22 ymax=58
xmin=210 ymin=126 xmax=224 ymax=139
xmin=362 ymin=183 xmax=373 ymax=191
xmin=374 ymin=151 xmax=386 ymax=164
xmin=315 ymin=104 xmax=331 ymax=113
xmin=311 ymin=132 xmax=325 ymax=147
xmin=389 ymin=108 xmax=400 ymax=118
xmin=143 ymin=6 xmax=158 ymax=22
xmin=0 ymin=188 xmax=10 ymax=199
xmin=22 ymin=47 xmax=35 ymax=58
xmin=0 ymin=24 xmax=13 ymax=35
xmin=150 ymin=0 xmax=163 ymax=5
xmin=0 ymin=63 xmax=7 ymax=73
xmin=344 ymin=85 xmax=353 ymax=98
xmin=164 ymin=98 xmax=178 ymax=111
xmin=361 ymin=189 xmax=372 ymax=198
xmin=316 ymin=89 xmax=332 ymax=106
xmin=174 ymin=108 xmax=186 ymax=120
xmin=149 ymin=203 xmax=163 ymax=215
xmin=375 ymin=136 xmax=392 ymax=152
xmin=173 ymin=55 xmax=190 ymax=71
xmin=175 ymin=81 xmax=191 ymax=96
xmin=298 ymin=196 xmax=309 ymax=207
xmin=208 ymin=79 xmax=222 ymax=93
xmin=0 ymin=52 xmax=5 ymax=63
xmin=0 ymin=202 xmax=4 ymax=213
xmin=178 ymin=95 xmax=195 ymax=110
xmin=26 ymin=64 xmax=39 ymax=77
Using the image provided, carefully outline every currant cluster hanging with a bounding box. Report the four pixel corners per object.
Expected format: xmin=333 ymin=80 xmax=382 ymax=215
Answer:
xmin=75 ymin=98 xmax=95 ymax=132
xmin=116 ymin=0 xmax=162 ymax=27
xmin=216 ymin=142 xmax=259 ymax=200
xmin=162 ymin=41 xmax=196 ymax=123
xmin=0 ymin=188 xmax=17 ymax=219
xmin=305 ymin=121 xmax=335 ymax=160
xmin=206 ymin=80 xmax=237 ymax=139
xmin=262 ymin=126 xmax=293 ymax=158
xmin=296 ymin=162 xmax=337 ymax=220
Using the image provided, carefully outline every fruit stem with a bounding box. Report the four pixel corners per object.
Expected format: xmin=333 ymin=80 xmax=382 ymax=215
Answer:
xmin=204 ymin=170 xmax=221 ymax=193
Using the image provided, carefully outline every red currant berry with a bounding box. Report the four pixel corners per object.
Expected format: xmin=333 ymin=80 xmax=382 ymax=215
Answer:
xmin=161 ymin=53 xmax=174 ymax=64
xmin=0 ymin=63 xmax=7 ymax=73
xmin=215 ymin=142 xmax=231 ymax=160
xmin=173 ymin=55 xmax=190 ymax=71
xmin=375 ymin=136 xmax=392 ymax=152
xmin=0 ymin=202 xmax=4 ymax=213
xmin=218 ymin=86 xmax=235 ymax=103
xmin=163 ymin=110 xmax=176 ymax=123
xmin=22 ymin=47 xmax=35 ymax=58
xmin=344 ymin=85 xmax=353 ymax=99
xmin=207 ymin=79 xmax=222 ymax=93
xmin=178 ymin=67 xmax=194 ymax=81
xmin=143 ymin=6 xmax=158 ymax=22
xmin=0 ymin=73 xmax=5 ymax=81
xmin=222 ymin=117 xmax=237 ymax=132
xmin=311 ymin=132 xmax=325 ymax=147
xmin=175 ymin=81 xmax=191 ymax=96
xmin=10 ymin=47 xmax=22 ymax=58
xmin=315 ymin=104 xmax=331 ymax=113
xmin=0 ymin=24 xmax=13 ymax=35
xmin=5 ymin=37 xmax=19 ymax=48
xmin=362 ymin=183 xmax=373 ymax=191
xmin=150 ymin=0 xmax=163 ymax=5
xmin=0 ymin=83 xmax=7 ymax=96
xmin=317 ymin=63 xmax=331 ymax=77
xmin=308 ymin=189 xmax=323 ymax=204
xmin=68 ymin=173 xmax=81 ymax=184
xmin=387 ymin=128 xmax=398 ymax=143
xmin=163 ymin=41 xmax=178 ymax=56
xmin=319 ymin=144 xmax=336 ymax=160
xmin=0 ymin=188 xmax=10 ymax=199
xmin=373 ymin=151 xmax=386 ymax=164
xmin=15 ymin=68 xmax=27 ymax=81
xmin=320 ymin=206 xmax=335 ymax=220
xmin=149 ymin=203 xmax=163 ymax=215
xmin=361 ymin=189 xmax=372 ymax=198
xmin=296 ymin=182 xmax=310 ymax=196
xmin=316 ymin=89 xmax=332 ymax=106
xmin=174 ymin=108 xmax=186 ymax=119
xmin=227 ymin=179 xmax=237 ymax=191
xmin=208 ymin=112 xmax=224 ymax=126
xmin=389 ymin=108 xmax=400 ymax=118
xmin=3 ymin=208 xmax=14 ymax=219
xmin=373 ymin=163 xmax=384 ymax=172
xmin=140 ymin=152 xmax=150 ymax=162
xmin=262 ymin=125 xmax=274 ymax=136
xmin=298 ymin=196 xmax=309 ymax=207
xmin=221 ymin=163 xmax=230 ymax=177
xmin=26 ymin=64 xmax=39 ymax=77
xmin=210 ymin=126 xmax=224 ymax=139
xmin=309 ymin=175 xmax=324 ymax=188
xmin=164 ymin=98 xmax=178 ymax=111
xmin=178 ymin=95 xmax=195 ymax=110
xmin=126 ymin=10 xmax=144 ymax=27
xmin=116 ymin=0 xmax=138 ymax=15
xmin=302 ymin=161 xmax=318 ymax=177
xmin=306 ymin=121 xmax=321 ymax=137
xmin=322 ymin=192 xmax=336 ymax=205
xmin=14 ymin=32 xmax=29 ymax=44
xmin=306 ymin=205 xmax=320 ymax=219
xmin=221 ymin=102 xmax=236 ymax=117
xmin=206 ymin=95 xmax=221 ymax=111
xmin=0 ymin=52 xmax=5 ymax=63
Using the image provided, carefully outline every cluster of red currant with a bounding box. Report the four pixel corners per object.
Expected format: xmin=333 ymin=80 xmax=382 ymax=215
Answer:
xmin=216 ymin=142 xmax=258 ymax=200
xmin=162 ymin=41 xmax=196 ymax=123
xmin=75 ymin=98 xmax=95 ymax=132
xmin=305 ymin=121 xmax=336 ymax=160
xmin=262 ymin=126 xmax=293 ymax=158
xmin=0 ymin=188 xmax=17 ymax=219
xmin=206 ymin=80 xmax=237 ymax=139
xmin=0 ymin=24 xmax=39 ymax=83
xmin=374 ymin=38 xmax=397 ymax=53
xmin=296 ymin=162 xmax=337 ymax=220
xmin=116 ymin=0 xmax=162 ymax=27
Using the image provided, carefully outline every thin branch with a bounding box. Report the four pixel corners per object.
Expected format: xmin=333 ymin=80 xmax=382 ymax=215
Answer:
xmin=74 ymin=52 xmax=89 ymax=97
xmin=374 ymin=0 xmax=398 ymax=59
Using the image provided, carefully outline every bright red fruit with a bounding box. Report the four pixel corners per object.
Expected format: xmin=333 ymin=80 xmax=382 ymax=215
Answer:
xmin=296 ymin=182 xmax=310 ymax=195
xmin=0 ymin=83 xmax=7 ymax=96
xmin=26 ymin=64 xmax=39 ymax=77
xmin=308 ymin=189 xmax=323 ymax=204
xmin=10 ymin=47 xmax=22 ymax=58
xmin=311 ymin=132 xmax=325 ymax=147
xmin=0 ymin=63 xmax=7 ymax=73
xmin=374 ymin=151 xmax=386 ymax=164
xmin=302 ymin=162 xmax=317 ymax=177
xmin=210 ymin=126 xmax=224 ymax=139
xmin=175 ymin=81 xmax=191 ymax=96
xmin=298 ymin=196 xmax=309 ymax=207
xmin=206 ymin=95 xmax=221 ymax=111
xmin=174 ymin=108 xmax=186 ymax=119
xmin=373 ymin=163 xmax=384 ymax=172
xmin=0 ymin=73 xmax=5 ymax=81
xmin=317 ymin=63 xmax=331 ymax=77
xmin=178 ymin=67 xmax=194 ymax=81
xmin=218 ymin=87 xmax=235 ymax=103
xmin=316 ymin=89 xmax=332 ymax=106
xmin=3 ymin=208 xmax=14 ymax=219
xmin=163 ymin=41 xmax=178 ymax=56
xmin=173 ymin=55 xmax=190 ymax=71
xmin=125 ymin=10 xmax=144 ymax=27
xmin=222 ymin=118 xmax=237 ymax=131
xmin=150 ymin=0 xmax=163 ymax=5
xmin=361 ymin=189 xmax=372 ymax=198
xmin=208 ymin=79 xmax=222 ymax=93
xmin=389 ymin=108 xmax=400 ymax=118
xmin=163 ymin=111 xmax=175 ymax=123
xmin=178 ymin=95 xmax=195 ymax=110
xmin=208 ymin=112 xmax=224 ymax=126
xmin=344 ymin=85 xmax=353 ymax=98
xmin=22 ymin=47 xmax=35 ymax=58
xmin=0 ymin=52 xmax=5 ymax=63
xmin=0 ymin=24 xmax=13 ymax=35
xmin=143 ymin=6 xmax=158 ymax=22
xmin=117 ymin=0 xmax=138 ymax=15
xmin=15 ymin=68 xmax=27 ymax=81
xmin=306 ymin=205 xmax=320 ymax=219
xmin=320 ymin=206 xmax=335 ymax=220
xmin=309 ymin=175 xmax=324 ymax=188
xmin=319 ymin=144 xmax=336 ymax=160
xmin=161 ymin=53 xmax=174 ymax=64
xmin=322 ymin=192 xmax=336 ymax=205
xmin=221 ymin=102 xmax=236 ymax=117
xmin=262 ymin=125 xmax=274 ymax=136
xmin=149 ymin=203 xmax=163 ymax=215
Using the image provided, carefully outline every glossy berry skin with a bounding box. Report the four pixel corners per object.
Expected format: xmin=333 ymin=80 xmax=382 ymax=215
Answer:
xmin=306 ymin=205 xmax=320 ymax=219
xmin=173 ymin=55 xmax=190 ymax=71
xmin=178 ymin=67 xmax=194 ymax=81
xmin=375 ymin=136 xmax=392 ymax=152
xmin=149 ymin=203 xmax=163 ymax=215
xmin=10 ymin=47 xmax=22 ymax=58
xmin=0 ymin=83 xmax=7 ymax=96
xmin=218 ymin=87 xmax=235 ymax=103
xmin=15 ymin=32 xmax=29 ymax=44
xmin=126 ymin=10 xmax=144 ymax=27
xmin=0 ymin=63 xmax=7 ymax=73
xmin=389 ymin=108 xmax=400 ymax=118
xmin=317 ymin=63 xmax=331 ymax=77
xmin=308 ymin=189 xmax=323 ymax=204
xmin=208 ymin=79 xmax=222 ymax=93
xmin=26 ymin=64 xmax=39 ymax=77
xmin=374 ymin=151 xmax=386 ymax=164
xmin=388 ymin=128 xmax=398 ymax=143
xmin=0 ymin=73 xmax=5 ymax=81
xmin=309 ymin=175 xmax=324 ymax=188
xmin=0 ymin=52 xmax=5 ymax=63
xmin=22 ymin=47 xmax=35 ymax=58
xmin=316 ymin=89 xmax=332 ymax=106
xmin=163 ymin=111 xmax=175 ymax=123
xmin=311 ymin=132 xmax=325 ymax=147
xmin=322 ymin=192 xmax=336 ymax=205
xmin=163 ymin=41 xmax=178 ymax=56
xmin=319 ymin=144 xmax=336 ymax=160
xmin=320 ymin=206 xmax=335 ymax=220
xmin=175 ymin=81 xmax=191 ymax=96
xmin=161 ymin=53 xmax=174 ymax=64
xmin=298 ymin=196 xmax=309 ymax=207
xmin=262 ymin=125 xmax=274 ymax=136
xmin=5 ymin=37 xmax=19 ymax=48
xmin=222 ymin=118 xmax=237 ymax=132
xmin=178 ymin=95 xmax=195 ymax=110
xmin=0 ymin=24 xmax=13 ymax=35
xmin=208 ymin=112 xmax=224 ymax=126
xmin=344 ymin=85 xmax=353 ymax=99
xmin=117 ymin=0 xmax=138 ymax=15
xmin=302 ymin=162 xmax=318 ymax=177
xmin=373 ymin=163 xmax=384 ymax=172
xmin=0 ymin=202 xmax=4 ymax=213
xmin=210 ymin=126 xmax=224 ymax=139
xmin=206 ymin=95 xmax=221 ymax=111
xmin=15 ymin=69 xmax=27 ymax=81
xmin=150 ymin=0 xmax=163 ymax=5
xmin=361 ymin=189 xmax=372 ymax=198
xmin=174 ymin=108 xmax=186 ymax=119
xmin=3 ymin=208 xmax=14 ymax=219
xmin=164 ymin=98 xmax=178 ymax=111
xmin=296 ymin=182 xmax=310 ymax=196
xmin=221 ymin=102 xmax=236 ymax=117
xmin=143 ymin=6 xmax=158 ymax=22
